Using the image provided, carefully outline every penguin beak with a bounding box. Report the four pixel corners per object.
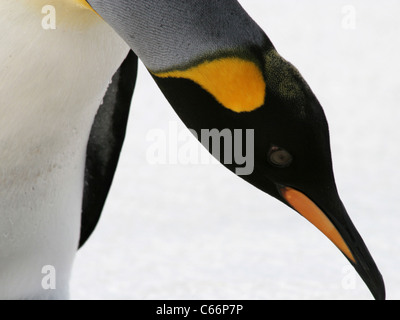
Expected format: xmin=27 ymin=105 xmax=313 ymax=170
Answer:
xmin=279 ymin=186 xmax=385 ymax=300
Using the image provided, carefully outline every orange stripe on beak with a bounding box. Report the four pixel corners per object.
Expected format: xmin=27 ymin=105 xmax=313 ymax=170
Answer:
xmin=281 ymin=187 xmax=356 ymax=263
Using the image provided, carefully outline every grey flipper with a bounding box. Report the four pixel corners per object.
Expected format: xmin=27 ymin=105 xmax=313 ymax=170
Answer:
xmin=79 ymin=50 xmax=138 ymax=248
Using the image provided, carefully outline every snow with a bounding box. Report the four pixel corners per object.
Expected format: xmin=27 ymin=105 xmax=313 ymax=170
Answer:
xmin=70 ymin=0 xmax=400 ymax=300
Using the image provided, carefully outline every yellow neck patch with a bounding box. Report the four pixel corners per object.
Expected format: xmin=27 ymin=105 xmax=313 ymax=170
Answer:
xmin=154 ymin=58 xmax=266 ymax=113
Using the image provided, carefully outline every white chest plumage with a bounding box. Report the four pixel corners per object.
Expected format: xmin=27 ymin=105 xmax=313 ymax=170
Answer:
xmin=0 ymin=0 xmax=129 ymax=299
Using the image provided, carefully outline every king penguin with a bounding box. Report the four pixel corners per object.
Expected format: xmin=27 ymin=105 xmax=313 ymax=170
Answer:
xmin=0 ymin=0 xmax=385 ymax=299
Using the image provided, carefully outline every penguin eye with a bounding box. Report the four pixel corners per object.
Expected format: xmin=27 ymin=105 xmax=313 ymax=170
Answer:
xmin=268 ymin=146 xmax=293 ymax=168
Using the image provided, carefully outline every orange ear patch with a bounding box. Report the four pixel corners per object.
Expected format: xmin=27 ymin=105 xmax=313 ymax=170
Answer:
xmin=154 ymin=57 xmax=266 ymax=113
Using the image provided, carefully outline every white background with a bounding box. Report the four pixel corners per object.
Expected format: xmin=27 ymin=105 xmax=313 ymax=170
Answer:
xmin=71 ymin=0 xmax=400 ymax=300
